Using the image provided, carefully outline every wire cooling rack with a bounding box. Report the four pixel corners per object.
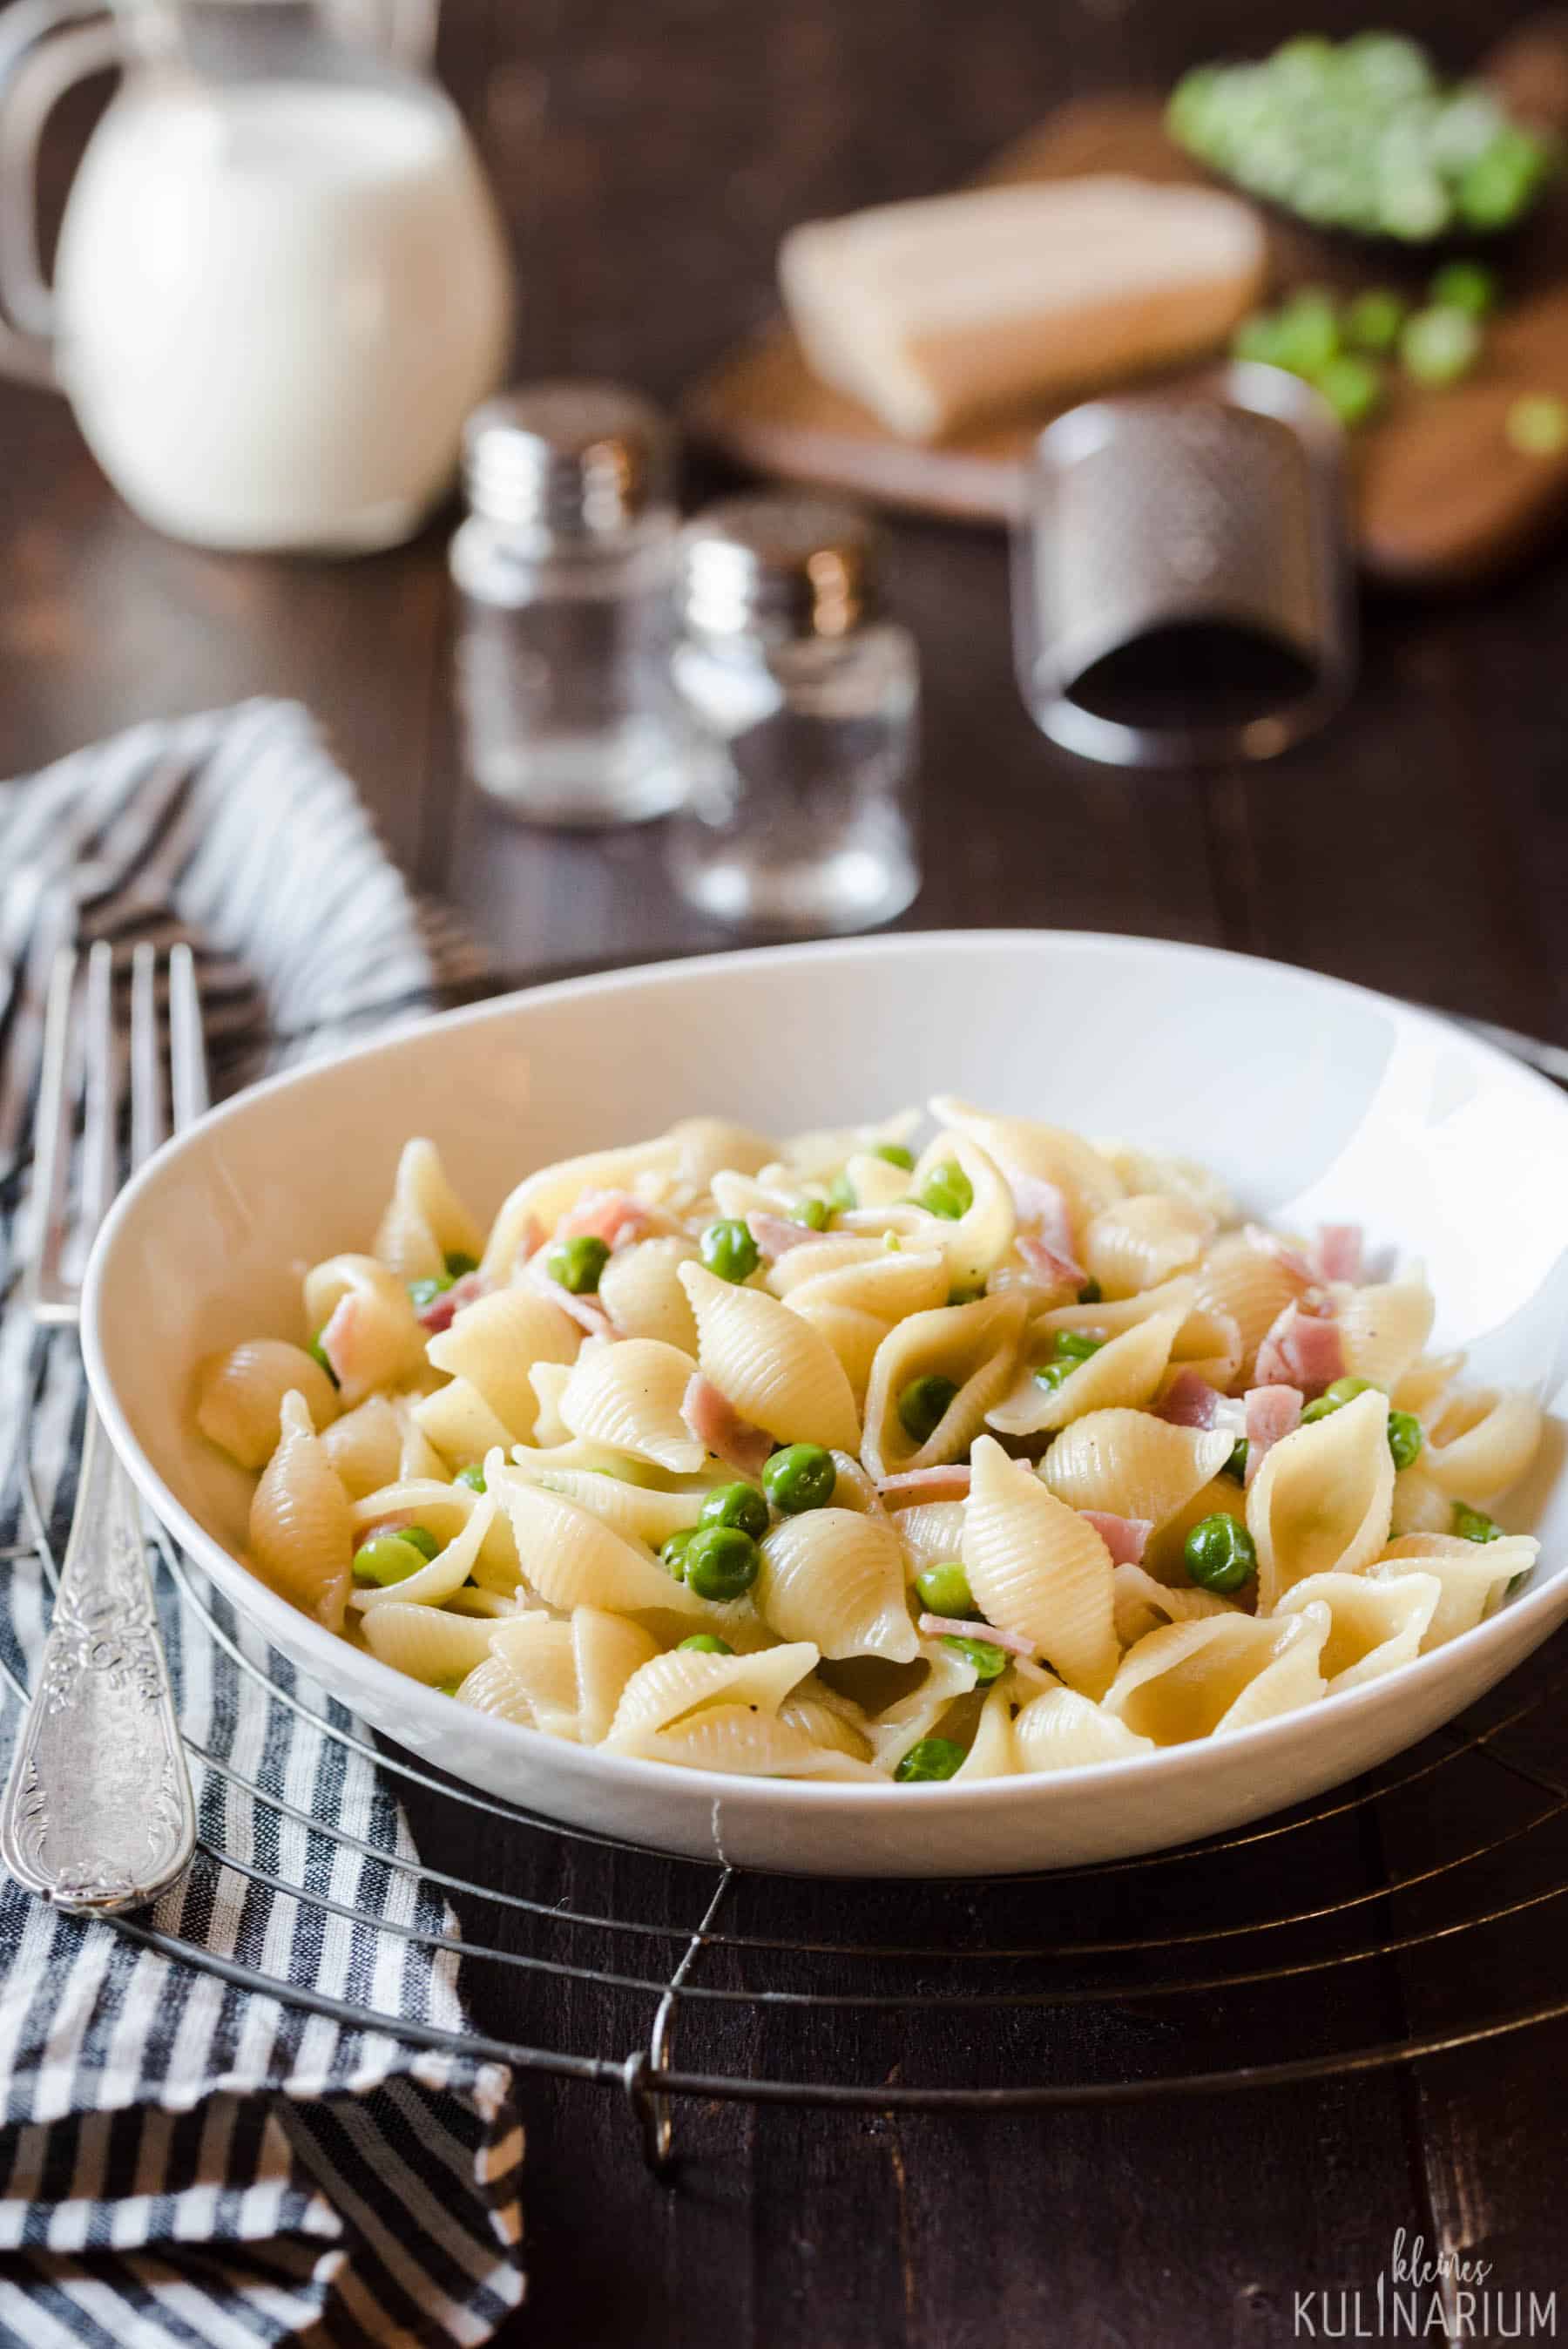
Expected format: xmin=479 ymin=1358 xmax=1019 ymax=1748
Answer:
xmin=8 ymin=1405 xmax=1568 ymax=2177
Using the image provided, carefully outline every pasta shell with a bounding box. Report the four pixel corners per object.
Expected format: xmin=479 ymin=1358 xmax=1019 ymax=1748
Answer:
xmin=1335 ymin=1276 xmax=1436 ymax=1391
xmin=1041 ymin=1410 xmax=1235 ymax=1529
xmin=349 ymin=1493 xmax=497 ymax=1613
xmin=630 ymin=1703 xmax=873 ymax=1777
xmin=779 ymin=1113 xmax=918 ymax=1181
xmin=361 ymin=1604 xmax=501 ymax=1684
xmin=504 ymin=1461 xmax=705 ymax=1548
xmin=1422 ymin=1386 xmax=1543 ymax=1504
xmin=302 ymin=1255 xmax=424 ymax=1405
xmin=678 ymin=1262 xmax=860 ymax=1452
xmin=1192 ymin=1235 xmax=1304 ymax=1384
xmin=427 ymin=1288 xmax=581 ymax=1438
xmin=321 ymin=1396 xmax=404 ymax=1497
xmin=669 ymin=1115 xmax=776 ymax=1188
xmin=1104 ymin=1607 xmax=1328 ymax=1743
xmin=929 ymin=1097 xmax=1124 ymax=1234
xmin=413 ymin=1379 xmax=518 ymax=1466
xmin=952 ymin=1684 xmax=1018 ymax=1781
xmin=865 ymin=1640 xmax=980 ymax=1772
xmin=1389 ymin=1466 xmax=1454 ymax=1538
xmin=1372 ymin=1533 xmax=1538 ymax=1647
xmin=1092 ymin=1141 xmax=1236 ymax=1227
xmin=1031 ymin=1276 xmax=1196 ymax=1343
xmin=481 ymin=1133 xmax=685 ymax=1282
xmin=606 ymin=1642 xmax=819 ymax=1746
xmin=963 ymin=1435 xmax=1119 ymax=1696
xmin=889 ymin=1499 xmax=969 ymax=1578
xmin=986 ymin=1309 xmax=1185 ymax=1438
xmin=1111 ymin=1563 xmax=1239 ymax=1648
xmin=779 ymin=1681 xmax=874 ymax=1761
xmin=765 ymin=1235 xmax=886 ymax=1297
xmin=373 ymin=1137 xmax=483 ymax=1283
xmin=598 ymin=1236 xmax=700 ymax=1351
xmin=906 ymin=1130 xmax=1017 ymax=1291
xmin=495 ymin=1477 xmax=706 ymax=1619
xmin=348 ymin=1471 xmax=518 ymax=1596
xmin=569 ymin=1608 xmax=663 ymax=1743
xmin=861 ymin=1291 xmax=1027 ymax=1479
xmin=1274 ymin=1569 xmax=1440 ymax=1690
xmin=556 ymin=1337 xmax=705 ymax=1473
xmin=1247 ymin=1388 xmax=1395 ymax=1611
xmin=453 ymin=1654 xmax=542 ymax=1724
xmin=1013 ymin=1681 xmax=1157 ymax=1770
xmin=249 ymin=1391 xmax=353 ymax=1632
xmin=1142 ymin=1474 xmax=1249 ymax=1581
xmin=784 ymin=1249 xmax=950 ymax=1325
xmin=757 ymin=1508 xmax=918 ymax=1662
xmin=1082 ymin=1194 xmax=1213 ymax=1300
xmin=1391 ymin=1351 xmax=1466 ymax=1418
xmin=196 ymin=1339 xmax=340 ymax=1470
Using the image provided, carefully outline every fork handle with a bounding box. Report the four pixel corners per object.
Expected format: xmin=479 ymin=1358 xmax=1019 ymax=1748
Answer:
xmin=1 ymin=1404 xmax=195 ymax=1915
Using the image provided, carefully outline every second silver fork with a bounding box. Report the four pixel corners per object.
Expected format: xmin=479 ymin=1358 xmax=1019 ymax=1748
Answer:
xmin=0 ymin=940 xmax=206 ymax=1916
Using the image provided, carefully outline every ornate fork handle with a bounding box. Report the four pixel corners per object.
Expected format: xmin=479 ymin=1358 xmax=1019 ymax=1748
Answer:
xmin=0 ymin=1402 xmax=195 ymax=1915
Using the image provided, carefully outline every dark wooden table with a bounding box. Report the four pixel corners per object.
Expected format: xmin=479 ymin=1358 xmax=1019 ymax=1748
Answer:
xmin=4 ymin=1 xmax=1568 ymax=2341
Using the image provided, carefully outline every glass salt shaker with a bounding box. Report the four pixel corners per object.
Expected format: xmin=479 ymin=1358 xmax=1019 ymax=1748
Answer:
xmin=664 ymin=495 xmax=921 ymax=932
xmin=450 ymin=382 xmax=693 ymax=826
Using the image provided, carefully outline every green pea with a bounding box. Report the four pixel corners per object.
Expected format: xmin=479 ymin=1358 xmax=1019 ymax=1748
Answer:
xmin=915 ymin=1560 xmax=977 ymax=1618
xmin=1452 ymin=1501 xmax=1503 ymax=1544
xmin=873 ymin=1142 xmax=916 ymax=1171
xmin=352 ymin=1534 xmax=429 ymax=1587
xmin=1313 ymin=353 xmax=1383 ymax=429
xmin=1387 ymin=1410 xmax=1424 ymax=1472
xmin=827 ymin=1170 xmax=856 ymax=1213
xmin=763 ymin=1443 xmax=836 ymax=1515
xmin=897 ymin=1373 xmax=958 ymax=1445
xmin=1272 ymin=288 xmax=1340 ymax=376
xmin=700 ymin=1482 xmax=770 ymax=1540
xmin=444 ymin=1249 xmax=479 ymax=1278
xmin=682 ymin=1525 xmax=760 ymax=1602
xmin=1231 ymin=311 xmax=1286 ymax=366
xmin=1078 ymin=1279 xmax=1103 ymax=1305
xmin=398 ymin=1525 xmax=441 ymax=1561
xmin=454 ymin=1464 xmax=487 ymax=1493
xmin=919 ymin=1161 xmax=973 ymax=1222
xmin=409 ymin=1273 xmax=454 ymax=1310
xmin=700 ymin=1218 xmax=761 ymax=1284
xmin=895 ymin=1737 xmax=966 ymax=1784
xmin=1221 ymin=1438 xmax=1249 ymax=1485
xmin=1343 ymin=288 xmax=1408 ymax=355
xmin=793 ymin=1198 xmax=830 ymax=1231
xmin=1032 ymin=1359 xmax=1074 ymax=1395
xmin=308 ymin=1328 xmax=339 ymax=1387
xmin=1053 ymin=1330 xmax=1103 ymax=1364
xmin=1457 ymin=128 xmax=1547 ymax=231
xmin=1401 ymin=306 xmax=1481 ymax=388
xmin=678 ymin=1634 xmax=734 ymax=1655
xmin=940 ymin=1635 xmax=1009 ymax=1682
xmin=1184 ymin=1513 xmax=1258 ymax=1594
xmin=1301 ymin=1374 xmax=1378 ymax=1424
xmin=547 ymin=1234 xmax=610 ymax=1294
xmin=1429 ymin=259 xmax=1497 ymax=318
xmin=660 ymin=1528 xmax=698 ymax=1580
xmin=1506 ymin=395 xmax=1568 ymax=457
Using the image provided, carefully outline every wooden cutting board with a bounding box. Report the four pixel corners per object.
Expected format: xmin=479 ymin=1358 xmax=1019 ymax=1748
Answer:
xmin=683 ymin=24 xmax=1568 ymax=586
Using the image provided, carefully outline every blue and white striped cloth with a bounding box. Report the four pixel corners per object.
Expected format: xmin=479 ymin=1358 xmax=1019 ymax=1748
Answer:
xmin=0 ymin=703 xmax=524 ymax=2345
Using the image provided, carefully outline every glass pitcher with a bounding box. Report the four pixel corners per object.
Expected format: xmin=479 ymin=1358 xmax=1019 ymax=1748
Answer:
xmin=0 ymin=0 xmax=514 ymax=551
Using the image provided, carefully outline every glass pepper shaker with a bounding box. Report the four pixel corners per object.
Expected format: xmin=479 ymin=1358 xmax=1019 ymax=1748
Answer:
xmin=664 ymin=495 xmax=921 ymax=933
xmin=450 ymin=382 xmax=693 ymax=826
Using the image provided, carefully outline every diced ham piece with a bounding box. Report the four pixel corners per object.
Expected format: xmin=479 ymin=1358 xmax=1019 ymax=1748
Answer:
xmin=747 ymin=1213 xmax=821 ymax=1263
xmin=1078 ymin=1510 xmax=1153 ymax=1564
xmin=522 ymin=1256 xmax=618 ymax=1339
xmin=555 ymin=1189 xmax=657 ymax=1252
xmin=1243 ymin=1384 xmax=1303 ymax=1486
xmin=681 ymin=1374 xmax=774 ymax=1478
xmin=917 ymin=1613 xmax=1036 ymax=1658
xmin=1156 ymin=1368 xmax=1226 ymax=1429
xmin=1005 ymin=1169 xmax=1077 ymax=1258
xmin=1252 ymin=1303 xmax=1346 ymax=1399
xmin=1314 ymin=1223 xmax=1363 ymax=1285
xmin=416 ymin=1269 xmax=485 ymax=1334
xmin=1016 ymin=1231 xmax=1088 ymax=1293
xmin=1244 ymin=1224 xmax=1316 ymax=1290
xmin=877 ymin=1466 xmax=973 ymax=1504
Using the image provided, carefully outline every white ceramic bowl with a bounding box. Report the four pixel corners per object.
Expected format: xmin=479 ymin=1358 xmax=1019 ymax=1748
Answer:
xmin=82 ymin=932 xmax=1568 ymax=1877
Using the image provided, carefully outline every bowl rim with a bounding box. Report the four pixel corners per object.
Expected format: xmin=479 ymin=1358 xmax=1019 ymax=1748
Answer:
xmin=80 ymin=926 xmax=1568 ymax=1811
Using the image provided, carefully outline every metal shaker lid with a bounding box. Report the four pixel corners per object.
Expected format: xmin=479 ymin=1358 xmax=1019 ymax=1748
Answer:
xmin=680 ymin=494 xmax=882 ymax=643
xmin=463 ymin=382 xmax=673 ymax=538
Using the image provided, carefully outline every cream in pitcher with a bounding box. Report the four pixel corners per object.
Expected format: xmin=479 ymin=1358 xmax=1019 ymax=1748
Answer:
xmin=0 ymin=3 xmax=513 ymax=552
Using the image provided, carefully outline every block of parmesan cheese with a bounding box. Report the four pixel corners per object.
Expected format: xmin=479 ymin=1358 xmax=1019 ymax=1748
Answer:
xmin=778 ymin=175 xmax=1267 ymax=442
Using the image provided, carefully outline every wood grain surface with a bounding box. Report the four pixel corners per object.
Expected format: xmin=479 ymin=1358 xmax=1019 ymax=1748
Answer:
xmin=1 ymin=2 xmax=1567 ymax=2343
xmin=686 ymin=21 xmax=1568 ymax=584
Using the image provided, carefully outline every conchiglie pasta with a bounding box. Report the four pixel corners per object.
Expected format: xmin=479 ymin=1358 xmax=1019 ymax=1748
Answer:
xmin=963 ymin=1435 xmax=1119 ymax=1696
xmin=1274 ymin=1569 xmax=1440 ymax=1690
xmin=862 ymin=1291 xmax=1027 ymax=1479
xmin=1391 ymin=1351 xmax=1466 ymax=1420
xmin=303 ymin=1255 xmax=425 ymax=1405
xmin=756 ymin=1508 xmax=918 ymax=1662
xmin=1372 ymin=1533 xmax=1537 ymax=1647
xmin=361 ymin=1602 xmax=503 ymax=1684
xmin=930 ymin=1097 xmax=1124 ymax=1234
xmin=1092 ymin=1141 xmax=1236 ymax=1228
xmin=373 ymin=1137 xmax=483 ymax=1283
xmin=629 ymin=1703 xmax=873 ymax=1777
xmin=1104 ymin=1606 xmax=1328 ymax=1743
xmin=864 ymin=1641 xmax=980 ymax=1771
xmin=1041 ymin=1411 xmax=1235 ymax=1530
xmin=412 ymin=1378 xmax=517 ymax=1466
xmin=1111 ymin=1563 xmax=1240 ymax=1648
xmin=986 ymin=1309 xmax=1186 ymax=1438
xmin=889 ymin=1499 xmax=969 ymax=1578
xmin=1082 ymin=1194 xmax=1214 ymax=1300
xmin=679 ymin=1262 xmax=860 ymax=1452
xmin=904 ymin=1130 xmax=1016 ymax=1292
xmin=321 ymin=1395 xmax=407 ymax=1497
xmin=669 ymin=1115 xmax=776 ymax=1190
xmin=481 ymin=1132 xmax=685 ymax=1282
xmin=1422 ymin=1386 xmax=1543 ymax=1504
xmin=1247 ymin=1388 xmax=1395 ymax=1610
xmin=952 ymin=1684 xmax=1018 ymax=1781
xmin=1013 ymin=1680 xmax=1158 ymax=1770
xmin=348 ymin=1494 xmax=497 ymax=1613
xmin=426 ymin=1287 xmax=581 ymax=1438
xmin=1335 ymin=1276 xmax=1436 ymax=1392
xmin=497 ymin=1477 xmax=708 ymax=1619
xmin=779 ymin=1681 xmax=875 ymax=1761
xmin=785 ymin=1249 xmax=950 ymax=1405
xmin=1192 ymin=1235 xmax=1305 ymax=1383
xmin=350 ymin=1473 xmax=522 ymax=1593
xmin=249 ymin=1391 xmax=353 ymax=1632
xmin=605 ymin=1642 xmax=819 ymax=1748
xmin=555 ymin=1337 xmax=704 ymax=1473
xmin=597 ymin=1235 xmax=701 ymax=1351
xmin=504 ymin=1460 xmax=704 ymax=1548
xmin=197 ymin=1339 xmax=340 ymax=1469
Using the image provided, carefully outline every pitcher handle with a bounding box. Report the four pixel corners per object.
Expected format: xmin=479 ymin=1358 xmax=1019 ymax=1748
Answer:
xmin=0 ymin=0 xmax=119 ymax=389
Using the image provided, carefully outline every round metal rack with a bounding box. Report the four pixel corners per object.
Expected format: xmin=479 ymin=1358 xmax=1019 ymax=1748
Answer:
xmin=8 ymin=1418 xmax=1568 ymax=2181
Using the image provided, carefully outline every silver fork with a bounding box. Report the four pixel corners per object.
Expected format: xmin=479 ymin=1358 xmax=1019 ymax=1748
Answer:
xmin=0 ymin=939 xmax=205 ymax=1916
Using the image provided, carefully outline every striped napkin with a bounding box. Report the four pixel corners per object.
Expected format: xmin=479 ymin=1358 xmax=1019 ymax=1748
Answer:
xmin=0 ymin=703 xmax=524 ymax=2344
